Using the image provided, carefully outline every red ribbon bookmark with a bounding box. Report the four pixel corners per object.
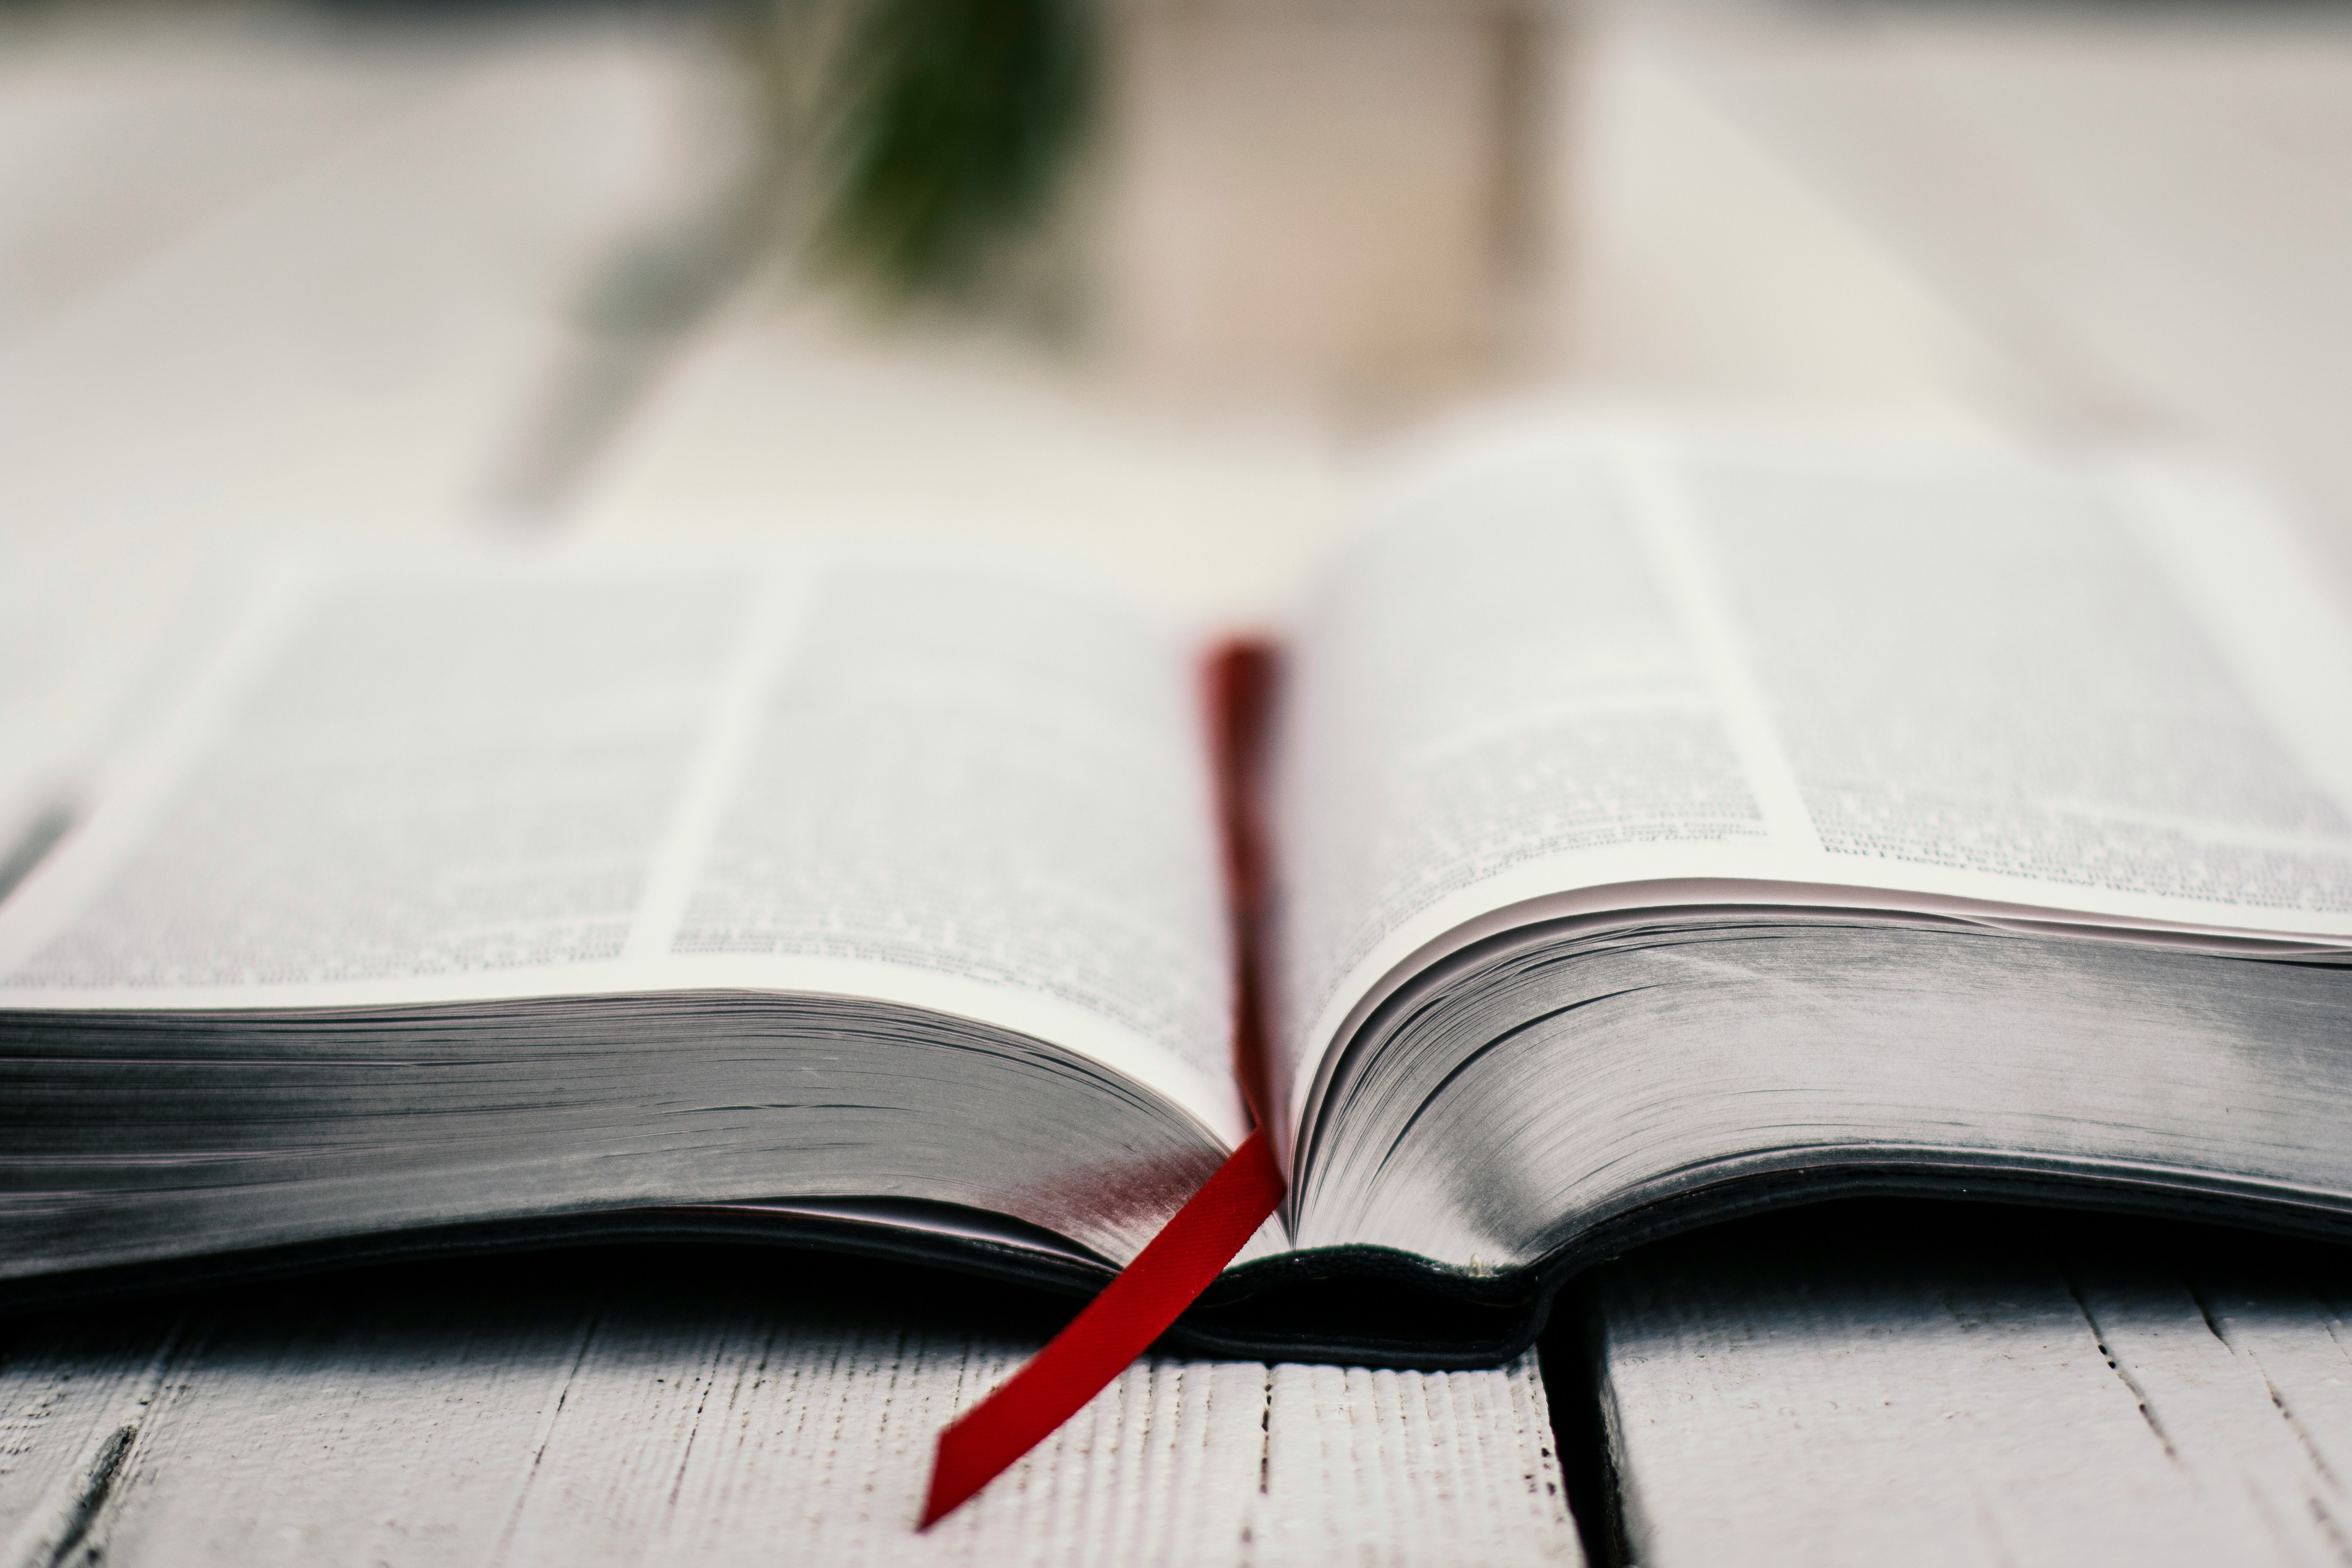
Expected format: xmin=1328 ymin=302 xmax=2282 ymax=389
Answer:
xmin=921 ymin=640 xmax=1287 ymax=1528
xmin=919 ymin=1127 xmax=1286 ymax=1528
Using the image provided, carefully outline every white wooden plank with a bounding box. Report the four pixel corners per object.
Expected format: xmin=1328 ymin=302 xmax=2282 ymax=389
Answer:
xmin=0 ymin=12 xmax=448 ymax=347
xmin=1541 ymin=20 xmax=2042 ymax=440
xmin=0 ymin=1319 xmax=177 ymax=1562
xmin=2197 ymin=1278 xmax=2352 ymax=1500
xmin=1641 ymin=0 xmax=2352 ymax=603
xmin=1590 ymin=1225 xmax=2352 ymax=1568
xmin=0 ymin=1266 xmax=1579 ymax=1566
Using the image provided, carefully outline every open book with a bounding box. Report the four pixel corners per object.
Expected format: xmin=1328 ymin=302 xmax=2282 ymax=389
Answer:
xmin=6 ymin=427 xmax=2351 ymax=1367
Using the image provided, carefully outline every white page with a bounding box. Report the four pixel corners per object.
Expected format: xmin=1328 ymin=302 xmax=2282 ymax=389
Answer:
xmin=0 ymin=542 xmax=1246 ymax=1148
xmin=1271 ymin=426 xmax=2352 ymax=1147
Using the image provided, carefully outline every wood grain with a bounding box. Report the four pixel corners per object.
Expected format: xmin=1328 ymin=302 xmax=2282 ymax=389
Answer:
xmin=0 ymin=1254 xmax=1579 ymax=1567
xmin=1587 ymin=1208 xmax=2352 ymax=1568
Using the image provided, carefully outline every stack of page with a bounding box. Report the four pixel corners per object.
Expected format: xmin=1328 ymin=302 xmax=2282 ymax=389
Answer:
xmin=5 ymin=426 xmax=2349 ymax=1367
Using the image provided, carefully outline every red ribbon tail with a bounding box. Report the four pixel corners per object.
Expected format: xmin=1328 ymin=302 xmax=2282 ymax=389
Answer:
xmin=918 ymin=1128 xmax=1286 ymax=1528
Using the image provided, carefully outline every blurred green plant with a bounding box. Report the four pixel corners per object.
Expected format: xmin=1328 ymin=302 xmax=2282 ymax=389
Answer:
xmin=810 ymin=0 xmax=1095 ymax=302
xmin=3 ymin=0 xmax=1100 ymax=312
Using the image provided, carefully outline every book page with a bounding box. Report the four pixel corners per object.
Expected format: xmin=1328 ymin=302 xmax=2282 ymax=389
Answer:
xmin=1270 ymin=427 xmax=2352 ymax=1143
xmin=0 ymin=543 xmax=1244 ymax=1146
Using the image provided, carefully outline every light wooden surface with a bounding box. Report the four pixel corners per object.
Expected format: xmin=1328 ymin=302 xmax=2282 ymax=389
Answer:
xmin=1629 ymin=0 xmax=2352 ymax=602
xmin=0 ymin=12 xmax=439 ymax=349
xmin=1589 ymin=1210 xmax=2352 ymax=1568
xmin=13 ymin=3 xmax=2352 ymax=1562
xmin=0 ymin=1256 xmax=1578 ymax=1567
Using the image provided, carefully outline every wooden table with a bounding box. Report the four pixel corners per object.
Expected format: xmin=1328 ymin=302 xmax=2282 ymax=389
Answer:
xmin=9 ymin=3 xmax=2352 ymax=1562
xmin=1584 ymin=1204 xmax=2352 ymax=1568
xmin=0 ymin=1252 xmax=1573 ymax=1566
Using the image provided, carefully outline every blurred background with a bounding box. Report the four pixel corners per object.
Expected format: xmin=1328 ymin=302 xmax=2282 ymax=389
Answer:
xmin=5 ymin=0 xmax=2352 ymax=878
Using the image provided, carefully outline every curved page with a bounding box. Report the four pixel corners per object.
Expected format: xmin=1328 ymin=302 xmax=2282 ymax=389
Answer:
xmin=1271 ymin=429 xmax=2352 ymax=1162
xmin=0 ymin=542 xmax=1245 ymax=1276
